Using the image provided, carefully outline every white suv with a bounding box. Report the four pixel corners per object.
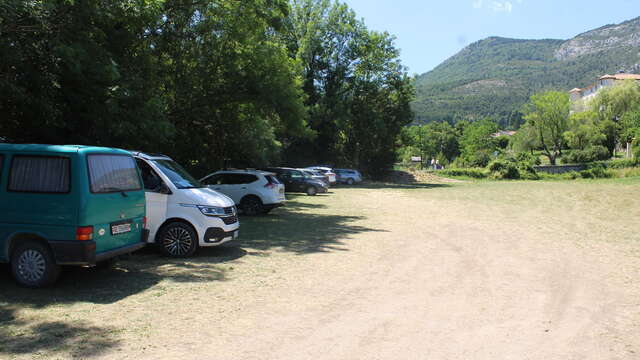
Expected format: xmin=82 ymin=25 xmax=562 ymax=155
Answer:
xmin=200 ymin=170 xmax=286 ymax=215
xmin=133 ymin=152 xmax=239 ymax=258
xmin=305 ymin=166 xmax=337 ymax=184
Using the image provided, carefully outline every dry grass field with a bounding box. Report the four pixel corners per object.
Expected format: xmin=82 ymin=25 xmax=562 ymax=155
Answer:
xmin=1 ymin=177 xmax=639 ymax=359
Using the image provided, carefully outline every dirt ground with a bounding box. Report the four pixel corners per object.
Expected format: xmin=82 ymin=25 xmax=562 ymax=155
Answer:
xmin=1 ymin=178 xmax=640 ymax=360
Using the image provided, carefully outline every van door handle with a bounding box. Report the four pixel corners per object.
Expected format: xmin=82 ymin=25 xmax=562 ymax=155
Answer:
xmin=241 ymin=187 xmax=247 ymax=189
xmin=214 ymin=188 xmax=221 ymax=190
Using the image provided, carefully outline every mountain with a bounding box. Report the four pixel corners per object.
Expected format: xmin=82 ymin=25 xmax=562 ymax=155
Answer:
xmin=412 ymin=16 xmax=640 ymax=128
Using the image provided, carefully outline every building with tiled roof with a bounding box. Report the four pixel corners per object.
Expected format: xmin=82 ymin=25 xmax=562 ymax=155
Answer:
xmin=569 ymin=72 xmax=640 ymax=103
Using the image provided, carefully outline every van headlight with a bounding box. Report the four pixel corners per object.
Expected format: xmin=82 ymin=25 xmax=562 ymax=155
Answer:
xmin=197 ymin=205 xmax=226 ymax=217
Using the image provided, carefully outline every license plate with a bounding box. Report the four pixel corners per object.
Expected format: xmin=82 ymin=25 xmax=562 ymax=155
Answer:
xmin=111 ymin=222 xmax=132 ymax=235
xmin=233 ymin=230 xmax=239 ymax=239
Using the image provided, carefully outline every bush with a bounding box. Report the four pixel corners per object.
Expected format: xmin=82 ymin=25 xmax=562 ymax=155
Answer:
xmin=440 ymin=168 xmax=489 ymax=179
xmin=562 ymin=145 xmax=610 ymax=164
xmin=603 ymin=158 xmax=640 ymax=169
xmin=579 ymin=165 xmax=612 ymax=179
xmin=515 ymin=152 xmax=541 ymax=166
xmin=487 ymin=159 xmax=520 ymax=179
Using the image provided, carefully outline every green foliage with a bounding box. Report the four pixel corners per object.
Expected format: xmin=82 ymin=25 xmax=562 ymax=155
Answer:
xmin=561 ymin=145 xmax=610 ymax=164
xmin=283 ymin=0 xmax=414 ymax=177
xmin=487 ymin=159 xmax=521 ymax=179
xmin=591 ymin=80 xmax=640 ymax=154
xmin=564 ymin=111 xmax=606 ymax=150
xmin=397 ymin=121 xmax=459 ymax=164
xmin=579 ymin=165 xmax=613 ymax=179
xmin=0 ymin=0 xmax=413 ymax=177
xmin=486 ymin=154 xmax=539 ymax=180
xmin=439 ymin=168 xmax=489 ymax=179
xmin=522 ymin=91 xmax=570 ymax=165
xmin=600 ymin=158 xmax=640 ymax=169
xmin=458 ymin=118 xmax=499 ymax=167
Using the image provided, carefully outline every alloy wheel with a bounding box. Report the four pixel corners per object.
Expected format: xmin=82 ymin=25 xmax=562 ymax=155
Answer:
xmin=17 ymin=250 xmax=46 ymax=283
xmin=163 ymin=227 xmax=193 ymax=256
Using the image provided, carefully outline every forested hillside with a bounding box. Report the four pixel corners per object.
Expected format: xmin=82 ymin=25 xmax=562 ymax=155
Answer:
xmin=0 ymin=0 xmax=413 ymax=177
xmin=413 ymin=16 xmax=640 ymax=128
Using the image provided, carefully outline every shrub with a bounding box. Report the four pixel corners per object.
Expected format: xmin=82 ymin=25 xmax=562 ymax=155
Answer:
xmin=487 ymin=159 xmax=520 ymax=179
xmin=604 ymin=158 xmax=640 ymax=169
xmin=579 ymin=165 xmax=612 ymax=179
xmin=562 ymin=145 xmax=610 ymax=164
xmin=515 ymin=152 xmax=541 ymax=166
xmin=440 ymin=168 xmax=489 ymax=179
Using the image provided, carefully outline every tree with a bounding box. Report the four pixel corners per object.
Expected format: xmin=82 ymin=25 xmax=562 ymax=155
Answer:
xmin=564 ymin=111 xmax=605 ymax=150
xmin=284 ymin=0 xmax=414 ymax=176
xmin=592 ymin=80 xmax=640 ymax=154
xmin=459 ymin=118 xmax=498 ymax=167
xmin=522 ymin=91 xmax=570 ymax=165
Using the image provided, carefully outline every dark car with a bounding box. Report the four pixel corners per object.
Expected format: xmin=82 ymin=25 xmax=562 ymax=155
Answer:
xmin=260 ymin=167 xmax=328 ymax=196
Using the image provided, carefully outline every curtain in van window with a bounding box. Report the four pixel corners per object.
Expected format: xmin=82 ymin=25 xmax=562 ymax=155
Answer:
xmin=88 ymin=155 xmax=141 ymax=193
xmin=9 ymin=156 xmax=70 ymax=193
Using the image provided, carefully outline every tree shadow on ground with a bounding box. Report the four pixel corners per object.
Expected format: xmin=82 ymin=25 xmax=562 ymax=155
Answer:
xmin=0 ymin=245 xmax=246 ymax=307
xmin=0 ymin=304 xmax=120 ymax=358
xmin=239 ymin=203 xmax=386 ymax=254
xmin=0 ymin=245 xmax=245 ymax=358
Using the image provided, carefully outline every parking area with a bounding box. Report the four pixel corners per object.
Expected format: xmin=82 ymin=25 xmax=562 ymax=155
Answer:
xmin=2 ymin=179 xmax=640 ymax=359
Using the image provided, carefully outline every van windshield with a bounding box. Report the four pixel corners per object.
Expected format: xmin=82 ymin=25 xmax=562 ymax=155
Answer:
xmin=153 ymin=159 xmax=204 ymax=189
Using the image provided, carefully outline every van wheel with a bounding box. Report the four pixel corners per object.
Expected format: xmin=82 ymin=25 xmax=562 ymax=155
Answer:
xmin=240 ymin=196 xmax=264 ymax=216
xmin=10 ymin=241 xmax=60 ymax=288
xmin=347 ymin=178 xmax=355 ymax=185
xmin=306 ymin=186 xmax=317 ymax=196
xmin=159 ymin=222 xmax=198 ymax=258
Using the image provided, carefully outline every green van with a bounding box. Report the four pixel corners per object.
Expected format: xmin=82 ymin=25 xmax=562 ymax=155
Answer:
xmin=0 ymin=144 xmax=147 ymax=287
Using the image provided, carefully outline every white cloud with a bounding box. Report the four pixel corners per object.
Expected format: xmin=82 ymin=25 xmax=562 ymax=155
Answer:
xmin=473 ymin=0 xmax=518 ymax=13
xmin=491 ymin=1 xmax=513 ymax=12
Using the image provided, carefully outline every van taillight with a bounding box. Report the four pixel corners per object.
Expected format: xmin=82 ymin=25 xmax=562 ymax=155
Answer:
xmin=143 ymin=216 xmax=147 ymax=229
xmin=76 ymin=226 xmax=94 ymax=241
xmin=264 ymin=183 xmax=276 ymax=189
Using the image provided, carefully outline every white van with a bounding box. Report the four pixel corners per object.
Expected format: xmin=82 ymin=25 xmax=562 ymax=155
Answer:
xmin=132 ymin=152 xmax=239 ymax=257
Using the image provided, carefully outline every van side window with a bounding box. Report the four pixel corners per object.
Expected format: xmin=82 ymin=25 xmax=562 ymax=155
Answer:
xmin=9 ymin=156 xmax=70 ymax=193
xmin=136 ymin=159 xmax=164 ymax=191
xmin=88 ymin=155 xmax=141 ymax=193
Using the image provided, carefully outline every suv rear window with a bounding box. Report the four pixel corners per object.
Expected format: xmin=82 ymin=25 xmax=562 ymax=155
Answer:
xmin=88 ymin=155 xmax=141 ymax=193
xmin=265 ymin=175 xmax=281 ymax=184
xmin=9 ymin=156 xmax=70 ymax=193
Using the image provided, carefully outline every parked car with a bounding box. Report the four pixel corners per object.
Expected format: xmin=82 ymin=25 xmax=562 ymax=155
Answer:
xmin=200 ymin=170 xmax=286 ymax=216
xmin=305 ymin=166 xmax=337 ymax=184
xmin=299 ymin=169 xmax=330 ymax=187
xmin=0 ymin=144 xmax=147 ymax=287
xmin=132 ymin=152 xmax=239 ymax=257
xmin=335 ymin=168 xmax=363 ymax=185
xmin=260 ymin=167 xmax=328 ymax=195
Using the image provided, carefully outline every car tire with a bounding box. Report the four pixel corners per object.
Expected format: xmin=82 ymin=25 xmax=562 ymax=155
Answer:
xmin=158 ymin=222 xmax=198 ymax=258
xmin=240 ymin=196 xmax=264 ymax=216
xmin=347 ymin=178 xmax=355 ymax=185
xmin=10 ymin=241 xmax=61 ymax=288
xmin=306 ymin=186 xmax=318 ymax=196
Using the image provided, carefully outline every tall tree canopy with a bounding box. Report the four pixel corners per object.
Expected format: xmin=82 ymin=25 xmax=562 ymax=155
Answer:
xmin=0 ymin=0 xmax=413 ymax=177
xmin=522 ymin=91 xmax=570 ymax=165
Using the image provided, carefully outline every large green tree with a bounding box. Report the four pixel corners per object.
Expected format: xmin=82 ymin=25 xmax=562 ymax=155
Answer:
xmin=522 ymin=91 xmax=570 ymax=165
xmin=284 ymin=0 xmax=414 ymax=176
xmin=592 ymin=80 xmax=640 ymax=155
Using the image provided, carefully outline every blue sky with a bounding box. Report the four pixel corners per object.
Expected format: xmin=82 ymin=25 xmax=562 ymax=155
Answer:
xmin=341 ymin=0 xmax=640 ymax=75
